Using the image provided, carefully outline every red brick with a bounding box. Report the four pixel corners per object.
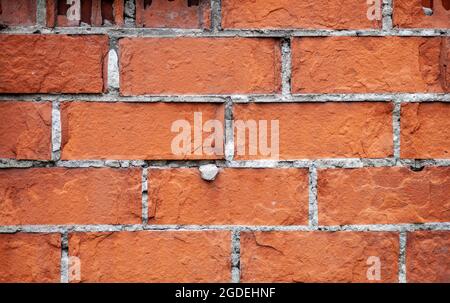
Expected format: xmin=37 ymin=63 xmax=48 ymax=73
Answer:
xmin=0 ymin=168 xmax=141 ymax=225
xmin=407 ymin=231 xmax=450 ymax=282
xmin=222 ymin=0 xmax=381 ymax=29
xmin=234 ymin=102 xmax=393 ymax=159
xmin=69 ymin=231 xmax=231 ymax=282
xmin=119 ymin=38 xmax=281 ymax=95
xmin=401 ymin=103 xmax=450 ymax=159
xmin=292 ymin=37 xmax=450 ymax=93
xmin=318 ymin=167 xmax=450 ymax=225
xmin=61 ymin=102 xmax=224 ymax=160
xmin=0 ymin=0 xmax=36 ymax=26
xmin=0 ymin=101 xmax=51 ymax=160
xmin=148 ymin=168 xmax=308 ymax=225
xmin=0 ymin=35 xmax=108 ymax=93
xmin=394 ymin=0 xmax=450 ymax=29
xmin=0 ymin=233 xmax=61 ymax=282
xmin=241 ymin=231 xmax=399 ymax=282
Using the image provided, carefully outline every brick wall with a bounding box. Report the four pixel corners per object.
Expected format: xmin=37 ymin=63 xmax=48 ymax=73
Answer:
xmin=0 ymin=0 xmax=449 ymax=283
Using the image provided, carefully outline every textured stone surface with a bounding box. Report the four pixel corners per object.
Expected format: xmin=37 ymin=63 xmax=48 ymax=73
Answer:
xmin=0 ymin=0 xmax=36 ymax=25
xmin=148 ymin=168 xmax=308 ymax=225
xmin=61 ymin=102 xmax=224 ymax=160
xmin=136 ymin=0 xmax=210 ymax=28
xmin=401 ymin=102 xmax=450 ymax=159
xmin=69 ymin=231 xmax=231 ymax=282
xmin=119 ymin=38 xmax=281 ymax=95
xmin=0 ymin=168 xmax=141 ymax=225
xmin=0 ymin=101 xmax=52 ymax=160
xmin=234 ymin=102 xmax=393 ymax=159
xmin=0 ymin=233 xmax=61 ymax=283
xmin=241 ymin=231 xmax=399 ymax=282
xmin=0 ymin=35 xmax=108 ymax=93
xmin=318 ymin=167 xmax=450 ymax=225
xmin=407 ymin=231 xmax=450 ymax=282
xmin=292 ymin=37 xmax=450 ymax=93
xmin=222 ymin=0 xmax=381 ymax=29
xmin=394 ymin=0 xmax=450 ymax=29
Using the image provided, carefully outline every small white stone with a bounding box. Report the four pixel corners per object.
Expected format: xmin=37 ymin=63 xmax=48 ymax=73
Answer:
xmin=199 ymin=164 xmax=219 ymax=181
xmin=422 ymin=7 xmax=433 ymax=16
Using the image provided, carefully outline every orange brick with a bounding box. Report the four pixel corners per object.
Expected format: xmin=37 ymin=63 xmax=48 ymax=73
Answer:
xmin=292 ymin=37 xmax=450 ymax=93
xmin=318 ymin=167 xmax=450 ymax=225
xmin=394 ymin=0 xmax=450 ymax=29
xmin=0 ymin=0 xmax=36 ymax=26
xmin=119 ymin=38 xmax=281 ymax=95
xmin=0 ymin=35 xmax=108 ymax=93
xmin=61 ymin=102 xmax=224 ymax=160
xmin=0 ymin=101 xmax=51 ymax=160
xmin=0 ymin=233 xmax=61 ymax=282
xmin=148 ymin=168 xmax=308 ymax=225
xmin=401 ymin=103 xmax=450 ymax=159
xmin=0 ymin=168 xmax=141 ymax=225
xmin=69 ymin=231 xmax=231 ymax=282
xmin=241 ymin=231 xmax=399 ymax=282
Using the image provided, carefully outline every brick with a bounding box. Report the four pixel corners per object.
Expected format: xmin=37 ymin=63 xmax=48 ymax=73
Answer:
xmin=0 ymin=101 xmax=51 ymax=160
xmin=61 ymin=102 xmax=224 ymax=160
xmin=407 ymin=231 xmax=450 ymax=282
xmin=0 ymin=168 xmax=141 ymax=225
xmin=135 ymin=0 xmax=210 ymax=29
xmin=394 ymin=0 xmax=450 ymax=29
xmin=69 ymin=231 xmax=231 ymax=282
xmin=0 ymin=0 xmax=36 ymax=26
xmin=222 ymin=0 xmax=381 ymax=30
xmin=0 ymin=233 xmax=61 ymax=282
xmin=318 ymin=167 xmax=450 ymax=225
xmin=148 ymin=168 xmax=308 ymax=225
xmin=401 ymin=102 xmax=450 ymax=159
xmin=241 ymin=231 xmax=399 ymax=282
xmin=292 ymin=37 xmax=450 ymax=93
xmin=233 ymin=102 xmax=393 ymax=159
xmin=0 ymin=35 xmax=108 ymax=93
xmin=119 ymin=38 xmax=281 ymax=95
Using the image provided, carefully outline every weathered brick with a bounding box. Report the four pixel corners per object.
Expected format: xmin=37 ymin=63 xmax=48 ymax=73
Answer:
xmin=233 ymin=102 xmax=393 ymax=159
xmin=69 ymin=231 xmax=231 ymax=282
xmin=61 ymin=102 xmax=224 ymax=160
xmin=0 ymin=233 xmax=61 ymax=282
xmin=292 ymin=37 xmax=450 ymax=93
xmin=0 ymin=168 xmax=141 ymax=225
xmin=318 ymin=167 xmax=450 ymax=225
xmin=407 ymin=231 xmax=450 ymax=282
xmin=148 ymin=168 xmax=308 ymax=225
xmin=401 ymin=102 xmax=450 ymax=159
xmin=241 ymin=231 xmax=399 ymax=282
xmin=222 ymin=0 xmax=381 ymax=29
xmin=394 ymin=0 xmax=450 ymax=29
xmin=0 ymin=0 xmax=36 ymax=26
xmin=0 ymin=35 xmax=108 ymax=93
xmin=119 ymin=37 xmax=281 ymax=95
xmin=0 ymin=101 xmax=51 ymax=160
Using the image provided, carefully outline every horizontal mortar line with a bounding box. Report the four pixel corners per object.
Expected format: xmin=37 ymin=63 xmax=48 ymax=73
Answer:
xmin=1 ymin=159 xmax=450 ymax=169
xmin=0 ymin=223 xmax=449 ymax=233
xmin=1 ymin=27 xmax=450 ymax=37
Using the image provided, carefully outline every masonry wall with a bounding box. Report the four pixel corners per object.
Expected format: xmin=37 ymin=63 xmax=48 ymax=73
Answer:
xmin=0 ymin=0 xmax=449 ymax=283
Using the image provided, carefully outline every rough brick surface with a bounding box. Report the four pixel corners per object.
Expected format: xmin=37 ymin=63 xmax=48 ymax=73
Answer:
xmin=318 ymin=167 xmax=450 ymax=225
xmin=234 ymin=102 xmax=393 ymax=159
xmin=0 ymin=101 xmax=52 ymax=160
xmin=407 ymin=231 xmax=450 ymax=282
xmin=241 ymin=232 xmax=399 ymax=282
xmin=119 ymin=38 xmax=281 ymax=95
xmin=0 ymin=35 xmax=108 ymax=93
xmin=61 ymin=102 xmax=224 ymax=160
xmin=0 ymin=233 xmax=61 ymax=282
xmin=0 ymin=0 xmax=36 ymax=26
xmin=0 ymin=168 xmax=141 ymax=225
xmin=292 ymin=37 xmax=450 ymax=93
xmin=394 ymin=0 xmax=450 ymax=29
xmin=401 ymin=102 xmax=450 ymax=159
xmin=69 ymin=231 xmax=231 ymax=282
xmin=222 ymin=0 xmax=381 ymax=29
xmin=148 ymin=168 xmax=308 ymax=225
